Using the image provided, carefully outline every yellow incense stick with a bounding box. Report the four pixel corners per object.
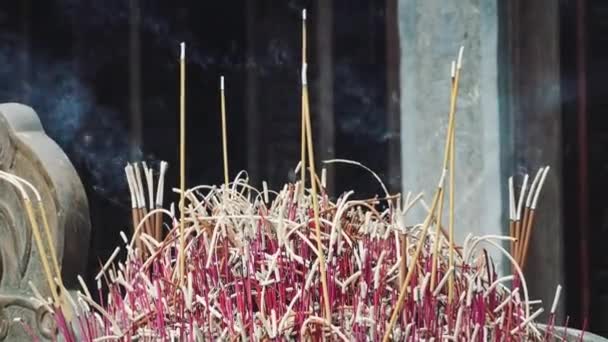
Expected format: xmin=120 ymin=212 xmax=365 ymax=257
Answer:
xmin=430 ymin=62 xmax=456 ymax=290
xmin=0 ymin=173 xmax=61 ymax=308
xmin=302 ymin=61 xmax=332 ymax=323
xmin=179 ymin=42 xmax=186 ymax=283
xmin=447 ymin=47 xmax=464 ymax=303
xmin=384 ymin=48 xmax=464 ymax=340
xmin=39 ymin=202 xmax=63 ymax=286
xmin=300 ymin=9 xmax=308 ymax=195
xmin=383 ymin=173 xmax=446 ymax=342
xmin=220 ymin=76 xmax=229 ymax=187
xmin=430 ymin=187 xmax=445 ymax=290
xmin=24 ymin=200 xmax=60 ymax=304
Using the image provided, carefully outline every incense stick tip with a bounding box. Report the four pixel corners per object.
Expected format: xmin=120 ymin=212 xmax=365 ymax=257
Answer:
xmin=220 ymin=76 xmax=225 ymax=90
xmin=302 ymin=9 xmax=307 ymax=20
xmin=457 ymin=46 xmax=465 ymax=69
xmin=180 ymin=42 xmax=185 ymax=60
xmin=438 ymin=168 xmax=447 ymax=188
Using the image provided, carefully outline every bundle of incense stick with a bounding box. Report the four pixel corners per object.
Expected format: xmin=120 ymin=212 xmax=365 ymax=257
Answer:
xmin=29 ymin=9 xmax=577 ymax=342
xmin=508 ymin=167 xmax=550 ymax=271
xmin=0 ymin=171 xmax=73 ymax=320
xmin=124 ymin=161 xmax=168 ymax=250
xmin=47 ymin=170 xmax=572 ymax=341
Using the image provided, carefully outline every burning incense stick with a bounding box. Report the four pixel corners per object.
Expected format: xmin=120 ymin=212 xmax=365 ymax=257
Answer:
xmin=430 ymin=61 xmax=455 ymax=291
xmin=302 ymin=58 xmax=331 ymax=323
xmin=178 ymin=41 xmax=187 ymax=283
xmin=220 ymin=76 xmax=229 ymax=188
xmin=448 ymin=46 xmax=464 ymax=303
xmin=384 ymin=47 xmax=463 ymax=340
xmin=300 ymin=9 xmax=308 ymax=197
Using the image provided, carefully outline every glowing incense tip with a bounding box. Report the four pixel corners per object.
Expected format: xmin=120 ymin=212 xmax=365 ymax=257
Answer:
xmin=301 ymin=63 xmax=308 ymax=85
xmin=220 ymin=76 xmax=225 ymax=90
xmin=180 ymin=42 xmax=185 ymax=60
xmin=451 ymin=61 xmax=456 ymax=79
xmin=302 ymin=9 xmax=307 ymax=21
xmin=457 ymin=45 xmax=465 ymax=69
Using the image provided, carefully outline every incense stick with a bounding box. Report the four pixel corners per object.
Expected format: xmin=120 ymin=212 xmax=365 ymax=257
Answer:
xmin=155 ymin=161 xmax=168 ymax=241
xmin=300 ymin=9 xmax=308 ymax=198
xmin=513 ymin=174 xmax=529 ymax=263
xmin=0 ymin=173 xmax=60 ymax=307
xmin=220 ymin=76 xmax=229 ymax=188
xmin=179 ymin=41 xmax=187 ymax=283
xmin=448 ymin=46 xmax=464 ymax=303
xmin=508 ymin=176 xmax=516 ymax=263
xmin=383 ymin=170 xmax=446 ymax=342
xmin=302 ymin=58 xmax=331 ymax=323
xmin=521 ymin=167 xmax=549 ymax=270
xmin=431 ymin=61 xmax=455 ymax=291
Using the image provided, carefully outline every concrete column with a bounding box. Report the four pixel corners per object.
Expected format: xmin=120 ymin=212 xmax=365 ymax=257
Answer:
xmin=399 ymin=0 xmax=502 ymax=254
xmin=398 ymin=0 xmax=564 ymax=321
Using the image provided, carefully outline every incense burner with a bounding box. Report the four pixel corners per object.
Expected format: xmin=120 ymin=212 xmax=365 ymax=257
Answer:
xmin=0 ymin=103 xmax=91 ymax=340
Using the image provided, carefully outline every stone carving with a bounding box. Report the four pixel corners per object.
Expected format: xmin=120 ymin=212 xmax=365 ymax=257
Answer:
xmin=0 ymin=103 xmax=91 ymax=340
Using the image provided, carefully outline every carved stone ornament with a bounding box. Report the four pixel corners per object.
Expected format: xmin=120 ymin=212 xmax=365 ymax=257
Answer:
xmin=0 ymin=103 xmax=91 ymax=340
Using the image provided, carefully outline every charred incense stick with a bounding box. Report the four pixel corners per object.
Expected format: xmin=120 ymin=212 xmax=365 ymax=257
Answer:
xmin=179 ymin=42 xmax=187 ymax=283
xmin=220 ymin=76 xmax=229 ymax=188
xmin=300 ymin=9 xmax=308 ymax=197
xmin=302 ymin=58 xmax=331 ymax=323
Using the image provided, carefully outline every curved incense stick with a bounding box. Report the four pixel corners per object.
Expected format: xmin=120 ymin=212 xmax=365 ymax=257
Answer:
xmin=0 ymin=173 xmax=60 ymax=308
xmin=448 ymin=46 xmax=464 ymax=303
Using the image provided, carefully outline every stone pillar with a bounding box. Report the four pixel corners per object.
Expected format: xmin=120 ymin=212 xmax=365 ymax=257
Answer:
xmin=399 ymin=1 xmax=502 ymax=253
xmin=398 ymin=0 xmax=564 ymax=321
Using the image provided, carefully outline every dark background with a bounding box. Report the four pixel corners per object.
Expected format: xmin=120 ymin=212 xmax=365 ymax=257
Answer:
xmin=0 ymin=0 xmax=395 ymax=323
xmin=0 ymin=0 xmax=604 ymax=335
